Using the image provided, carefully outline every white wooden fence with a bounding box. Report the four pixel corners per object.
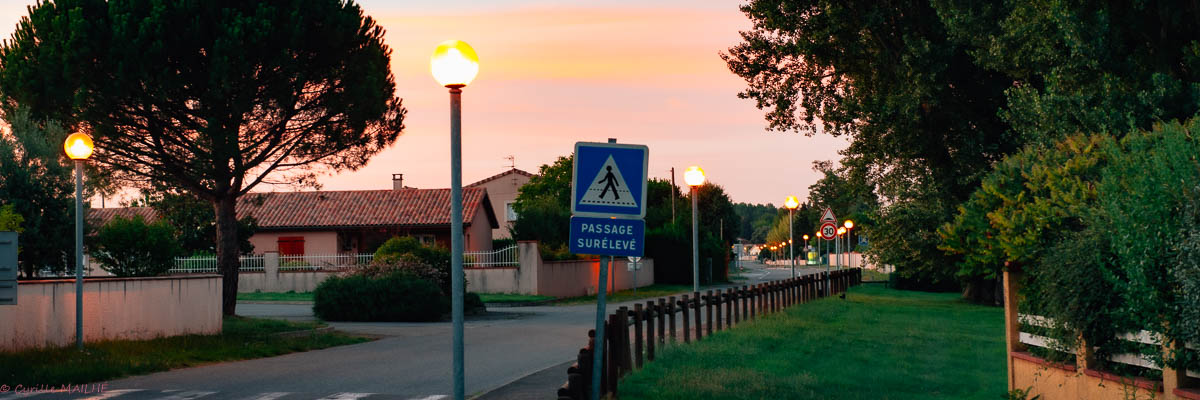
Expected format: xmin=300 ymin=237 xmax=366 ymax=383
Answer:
xmin=170 ymin=253 xmax=373 ymax=274
xmin=1018 ymin=313 xmax=1199 ymax=378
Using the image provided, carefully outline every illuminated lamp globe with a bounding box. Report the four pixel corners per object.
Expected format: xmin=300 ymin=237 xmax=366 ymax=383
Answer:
xmin=683 ymin=166 xmax=705 ymax=187
xmin=844 ymin=220 xmax=854 ymax=229
xmin=837 ymin=227 xmax=846 ymax=235
xmin=64 ymin=133 xmax=94 ymax=160
xmin=803 ymin=235 xmax=809 ymax=240
xmin=784 ymin=195 xmax=799 ymax=210
xmin=430 ymin=40 xmax=480 ymax=87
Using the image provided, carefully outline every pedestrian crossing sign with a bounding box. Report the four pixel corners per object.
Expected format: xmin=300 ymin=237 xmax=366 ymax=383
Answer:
xmin=572 ymin=142 xmax=648 ymax=218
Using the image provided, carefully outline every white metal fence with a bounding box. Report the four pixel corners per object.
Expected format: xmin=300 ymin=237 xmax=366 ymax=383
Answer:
xmin=1018 ymin=313 xmax=1199 ymax=378
xmin=169 ymin=255 xmax=265 ymax=274
xmin=170 ymin=253 xmax=373 ymax=274
xmin=464 ymin=245 xmax=519 ymax=267
xmin=278 ymin=253 xmax=374 ymax=271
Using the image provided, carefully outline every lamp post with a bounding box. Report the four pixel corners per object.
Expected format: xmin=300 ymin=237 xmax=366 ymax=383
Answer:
xmin=802 ymin=234 xmax=809 ymax=265
xmin=844 ymin=220 xmax=854 ymax=270
xmin=431 ymin=39 xmax=479 ymax=400
xmin=837 ymin=227 xmax=847 ymax=270
xmin=784 ymin=196 xmax=799 ymax=277
xmin=684 ymin=166 xmax=705 ymax=292
xmin=64 ymin=132 xmax=93 ymax=351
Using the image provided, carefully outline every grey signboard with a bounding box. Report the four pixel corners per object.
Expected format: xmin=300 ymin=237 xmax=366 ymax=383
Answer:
xmin=0 ymin=231 xmax=16 ymax=305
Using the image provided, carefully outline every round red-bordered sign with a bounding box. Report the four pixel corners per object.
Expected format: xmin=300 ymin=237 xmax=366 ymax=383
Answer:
xmin=820 ymin=222 xmax=838 ymax=240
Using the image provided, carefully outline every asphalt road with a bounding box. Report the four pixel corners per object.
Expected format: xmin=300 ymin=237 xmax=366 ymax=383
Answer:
xmin=6 ymin=261 xmax=824 ymax=400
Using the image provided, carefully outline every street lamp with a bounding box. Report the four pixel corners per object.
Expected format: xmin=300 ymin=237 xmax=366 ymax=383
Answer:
xmin=684 ymin=166 xmax=705 ymax=292
xmin=837 ymin=227 xmax=847 ymax=270
xmin=802 ymin=234 xmax=810 ymax=265
xmin=784 ymin=196 xmax=799 ymax=278
xmin=844 ymin=220 xmax=854 ymax=270
xmin=64 ymin=132 xmax=93 ymax=351
xmin=431 ymin=39 xmax=479 ymax=400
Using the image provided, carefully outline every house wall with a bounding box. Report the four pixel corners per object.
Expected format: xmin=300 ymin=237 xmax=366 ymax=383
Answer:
xmin=1 ymin=275 xmax=222 ymax=351
xmin=472 ymin=172 xmax=530 ymax=239
xmin=249 ymin=231 xmax=338 ymax=255
xmin=466 ymin=207 xmax=493 ymax=253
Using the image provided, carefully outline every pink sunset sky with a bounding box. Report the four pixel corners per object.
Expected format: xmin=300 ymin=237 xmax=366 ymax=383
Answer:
xmin=0 ymin=0 xmax=849 ymax=206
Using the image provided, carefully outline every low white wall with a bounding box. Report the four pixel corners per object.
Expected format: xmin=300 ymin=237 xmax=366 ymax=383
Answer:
xmin=1 ymin=275 xmax=222 ymax=351
xmin=238 ymin=271 xmax=337 ymax=293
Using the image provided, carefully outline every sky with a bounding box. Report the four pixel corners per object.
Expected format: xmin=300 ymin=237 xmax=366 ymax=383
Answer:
xmin=0 ymin=0 xmax=849 ymax=206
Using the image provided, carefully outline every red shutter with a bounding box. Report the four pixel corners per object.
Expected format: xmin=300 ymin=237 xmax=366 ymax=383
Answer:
xmin=278 ymin=236 xmax=305 ymax=256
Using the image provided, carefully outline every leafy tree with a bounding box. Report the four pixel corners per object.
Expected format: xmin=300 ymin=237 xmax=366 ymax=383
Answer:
xmin=934 ymin=0 xmax=1200 ymax=146
xmin=139 ymin=190 xmax=258 ymax=256
xmin=510 ymin=155 xmax=572 ymax=247
xmin=0 ymin=0 xmax=406 ymax=314
xmin=0 ymin=205 xmax=23 ymax=233
xmin=733 ymin=202 xmax=778 ymax=243
xmin=90 ymin=215 xmax=182 ymax=277
xmin=0 ymin=107 xmax=80 ymax=277
xmin=724 ymin=0 xmax=1022 ymax=291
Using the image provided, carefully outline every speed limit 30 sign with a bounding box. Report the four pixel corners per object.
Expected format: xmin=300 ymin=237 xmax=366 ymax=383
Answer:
xmin=820 ymin=222 xmax=838 ymax=240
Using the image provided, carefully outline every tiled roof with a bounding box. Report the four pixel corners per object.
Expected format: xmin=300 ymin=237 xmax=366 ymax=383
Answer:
xmin=87 ymin=207 xmax=159 ymax=226
xmin=468 ymin=168 xmax=534 ymax=187
xmin=238 ymin=188 xmax=498 ymax=230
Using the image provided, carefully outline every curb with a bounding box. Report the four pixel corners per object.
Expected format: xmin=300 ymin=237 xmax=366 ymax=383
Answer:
xmin=469 ymin=359 xmax=575 ymax=400
xmin=271 ymin=325 xmax=334 ymax=338
xmin=482 ymin=299 xmax=561 ymax=308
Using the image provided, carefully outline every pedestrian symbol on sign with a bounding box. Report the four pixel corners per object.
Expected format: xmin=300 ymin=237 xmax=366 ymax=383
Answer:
xmin=579 ymin=155 xmax=637 ymax=208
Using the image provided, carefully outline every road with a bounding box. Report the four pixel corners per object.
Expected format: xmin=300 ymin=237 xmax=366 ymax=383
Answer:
xmin=8 ymin=261 xmax=824 ymax=400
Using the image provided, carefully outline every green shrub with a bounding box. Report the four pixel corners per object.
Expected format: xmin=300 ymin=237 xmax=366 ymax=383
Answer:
xmin=89 ymin=215 xmax=181 ymax=277
xmin=492 ymin=238 xmax=516 ymax=250
xmin=313 ymin=272 xmax=448 ymax=322
xmin=372 ymin=236 xmax=452 ymax=294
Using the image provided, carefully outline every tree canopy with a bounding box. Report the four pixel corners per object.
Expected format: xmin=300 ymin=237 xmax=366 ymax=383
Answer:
xmin=0 ymin=0 xmax=406 ymax=314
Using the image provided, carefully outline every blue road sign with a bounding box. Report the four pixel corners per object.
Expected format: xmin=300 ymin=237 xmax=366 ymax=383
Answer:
xmin=572 ymin=142 xmax=649 ymax=218
xmin=569 ymin=216 xmax=645 ymax=257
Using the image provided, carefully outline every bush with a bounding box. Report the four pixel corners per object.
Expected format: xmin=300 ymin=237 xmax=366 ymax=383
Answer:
xmin=372 ymin=236 xmax=452 ymax=295
xmin=492 ymin=238 xmax=516 ymax=250
xmin=313 ymin=272 xmax=448 ymax=322
xmin=90 ymin=215 xmax=181 ymax=277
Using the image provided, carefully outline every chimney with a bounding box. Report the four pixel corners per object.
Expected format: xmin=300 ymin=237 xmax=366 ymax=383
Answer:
xmin=392 ymin=173 xmax=404 ymax=190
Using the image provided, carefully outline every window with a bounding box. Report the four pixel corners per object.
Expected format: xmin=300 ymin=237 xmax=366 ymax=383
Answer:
xmin=278 ymin=236 xmax=305 ymax=256
xmin=506 ymin=201 xmax=517 ymax=221
xmin=413 ymin=234 xmax=436 ymax=247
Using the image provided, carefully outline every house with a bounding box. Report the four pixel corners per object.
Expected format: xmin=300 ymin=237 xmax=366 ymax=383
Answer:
xmin=467 ymin=168 xmax=533 ymax=239
xmin=238 ymin=180 xmax=498 ymax=256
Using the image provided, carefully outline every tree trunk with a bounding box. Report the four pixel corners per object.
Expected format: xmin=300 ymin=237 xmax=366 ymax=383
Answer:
xmin=214 ymin=195 xmax=240 ymax=316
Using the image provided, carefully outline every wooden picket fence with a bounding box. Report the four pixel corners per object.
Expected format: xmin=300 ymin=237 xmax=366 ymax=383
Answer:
xmin=557 ymin=268 xmax=863 ymax=399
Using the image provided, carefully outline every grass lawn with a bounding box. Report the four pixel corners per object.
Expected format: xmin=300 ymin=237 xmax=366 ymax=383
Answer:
xmin=476 ymin=293 xmax=556 ymax=303
xmin=555 ymin=284 xmax=704 ymax=306
xmin=618 ymin=285 xmax=1006 ymax=400
xmin=237 ymin=291 xmax=314 ymax=302
xmin=0 ymin=316 xmax=370 ymax=386
xmin=862 ymin=269 xmax=891 ymax=282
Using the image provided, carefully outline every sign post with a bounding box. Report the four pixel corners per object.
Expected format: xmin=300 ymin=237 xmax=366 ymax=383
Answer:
xmin=571 ymin=140 xmax=648 ymax=400
xmin=820 ymin=208 xmax=837 ymax=295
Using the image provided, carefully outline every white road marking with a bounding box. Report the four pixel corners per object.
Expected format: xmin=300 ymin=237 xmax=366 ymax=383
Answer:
xmin=316 ymin=394 xmax=375 ymax=400
xmin=152 ymin=391 xmax=216 ymax=400
xmin=407 ymin=396 xmax=448 ymax=400
xmin=79 ymin=389 xmax=145 ymax=400
xmin=240 ymin=393 xmax=292 ymax=400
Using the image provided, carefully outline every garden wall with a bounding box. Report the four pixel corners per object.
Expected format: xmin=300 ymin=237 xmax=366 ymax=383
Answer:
xmin=0 ymin=275 xmax=222 ymax=351
xmin=465 ymin=241 xmax=654 ymax=297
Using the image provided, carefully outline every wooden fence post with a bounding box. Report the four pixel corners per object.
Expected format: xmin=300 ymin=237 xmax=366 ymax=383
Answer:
xmin=733 ymin=287 xmax=741 ymax=324
xmin=633 ymin=304 xmax=644 ymax=369
xmin=700 ymin=288 xmax=710 ymax=333
xmin=693 ymin=292 xmax=703 ymax=340
xmin=725 ymin=289 xmax=733 ymax=328
xmin=668 ymin=296 xmax=677 ymax=344
xmin=1002 ymin=263 xmax=1024 ymax=392
xmin=646 ymin=301 xmax=655 ymax=362
xmin=617 ymin=307 xmax=631 ymax=377
xmin=605 ymin=314 xmax=616 ymax=396
xmin=681 ymin=295 xmax=690 ymax=343
xmin=657 ymin=298 xmax=666 ymax=347
xmin=714 ymin=289 xmax=723 ymax=331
